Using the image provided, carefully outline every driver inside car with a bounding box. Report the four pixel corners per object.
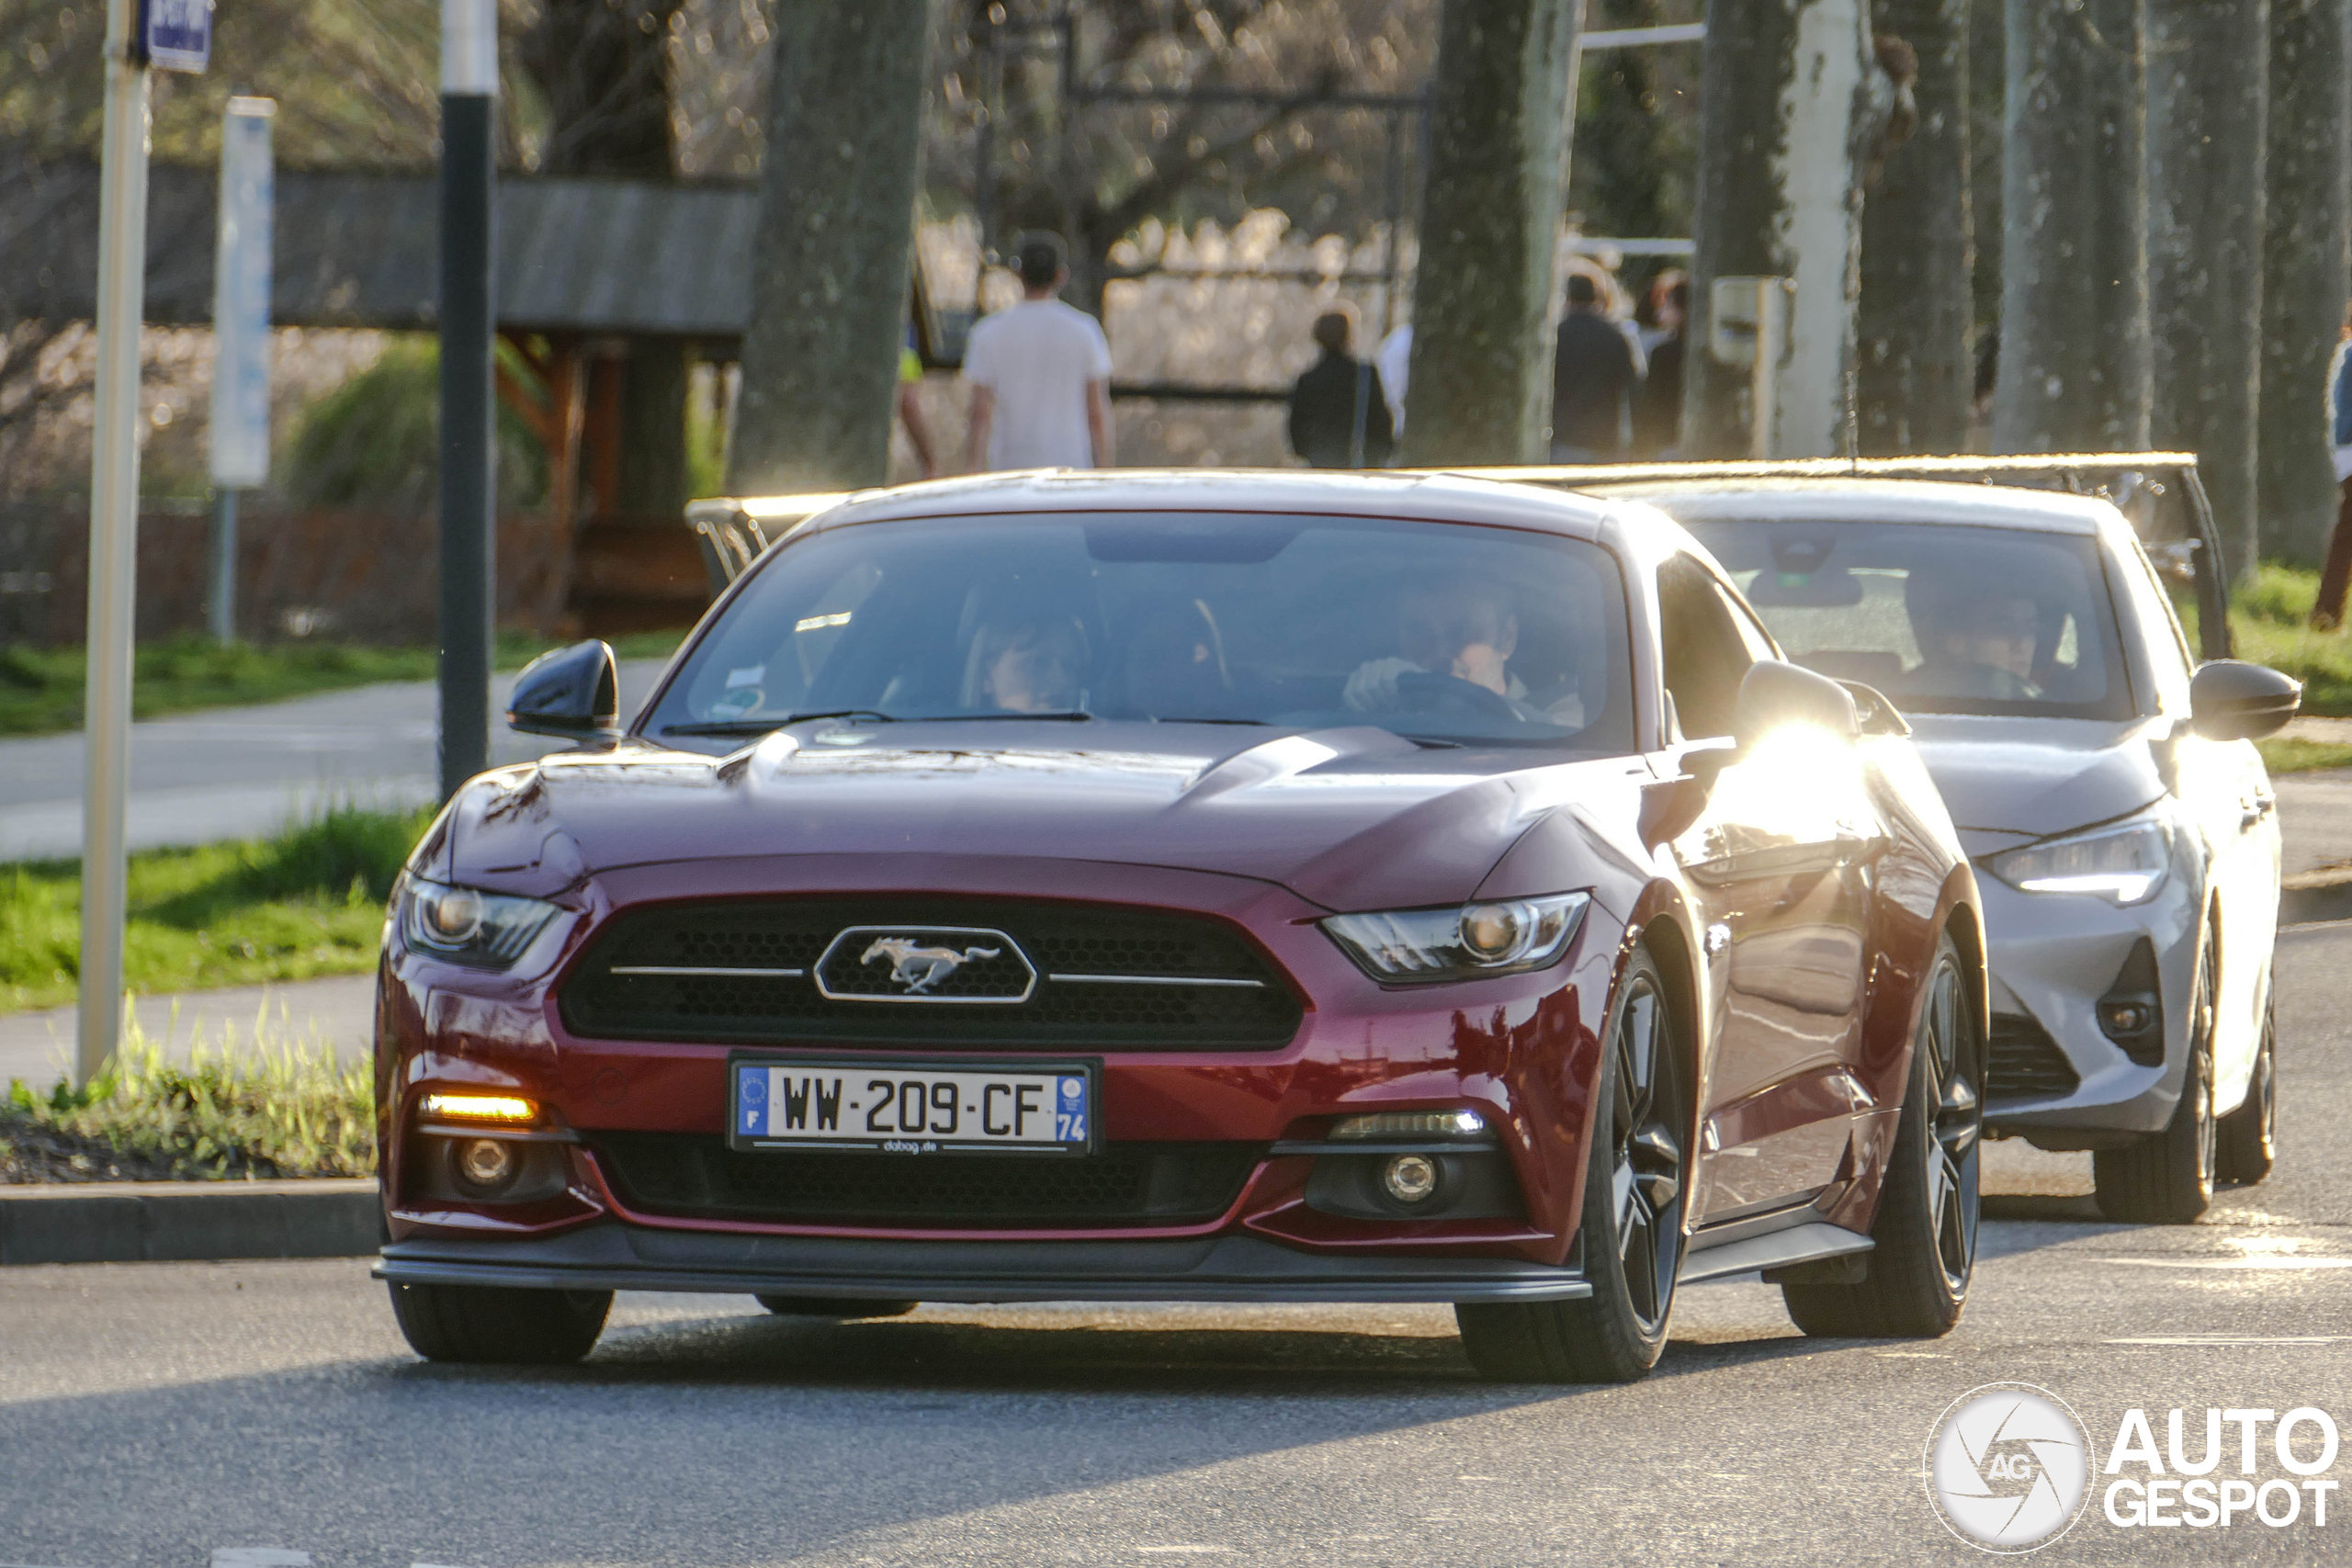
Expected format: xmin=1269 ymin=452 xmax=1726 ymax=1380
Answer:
xmin=1899 ymin=574 xmax=2044 ymax=701
xmin=1342 ymin=576 xmax=1582 ymax=725
xmin=964 ymin=610 xmax=1091 ymax=714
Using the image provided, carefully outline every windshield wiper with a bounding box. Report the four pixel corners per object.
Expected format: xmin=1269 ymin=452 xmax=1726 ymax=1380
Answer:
xmin=662 ymin=709 xmax=897 ymax=736
xmin=908 ymin=709 xmax=1094 ymax=722
xmin=1155 ymin=716 xmax=1272 ymax=726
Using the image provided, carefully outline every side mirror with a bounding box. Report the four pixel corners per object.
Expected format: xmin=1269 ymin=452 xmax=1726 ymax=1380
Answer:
xmin=1732 ymin=659 xmax=1860 ymax=749
xmin=508 ymin=639 xmax=619 ymax=739
xmin=2189 ymin=660 xmax=2301 ymax=741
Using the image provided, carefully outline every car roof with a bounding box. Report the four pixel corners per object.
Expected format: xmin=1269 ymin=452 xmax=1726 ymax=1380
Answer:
xmin=1580 ymin=477 xmax=2120 ymax=536
xmin=794 ymin=468 xmax=1629 ymax=542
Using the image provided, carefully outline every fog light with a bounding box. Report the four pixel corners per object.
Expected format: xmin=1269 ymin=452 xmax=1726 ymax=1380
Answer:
xmin=452 ymin=1137 xmax=519 ymax=1195
xmin=2099 ymin=1001 xmax=2152 ymax=1036
xmin=1382 ymin=1153 xmax=1441 ymax=1204
xmin=422 ymin=1093 xmax=538 ymax=1124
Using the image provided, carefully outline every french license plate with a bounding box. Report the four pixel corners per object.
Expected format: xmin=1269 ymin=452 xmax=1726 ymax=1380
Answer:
xmin=729 ymin=1057 xmax=1095 ymax=1155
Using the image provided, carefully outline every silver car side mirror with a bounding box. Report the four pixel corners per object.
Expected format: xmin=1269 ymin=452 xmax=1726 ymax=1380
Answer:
xmin=2188 ymin=660 xmax=2301 ymax=742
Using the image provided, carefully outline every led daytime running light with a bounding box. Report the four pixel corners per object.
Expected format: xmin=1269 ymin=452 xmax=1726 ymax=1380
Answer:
xmin=1330 ymin=1110 xmax=1489 ymax=1140
xmin=421 ymin=1093 xmax=539 ymax=1124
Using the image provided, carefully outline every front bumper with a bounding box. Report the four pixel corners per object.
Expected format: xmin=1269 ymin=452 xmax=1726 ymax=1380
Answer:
xmin=1976 ymin=871 xmax=2199 ymax=1144
xmin=376 ymin=855 xmax=1621 ymax=1274
xmin=374 ymin=1225 xmax=1594 ymax=1304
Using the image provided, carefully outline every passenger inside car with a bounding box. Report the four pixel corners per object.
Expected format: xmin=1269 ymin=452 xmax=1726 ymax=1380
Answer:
xmin=1341 ymin=576 xmax=1588 ymax=727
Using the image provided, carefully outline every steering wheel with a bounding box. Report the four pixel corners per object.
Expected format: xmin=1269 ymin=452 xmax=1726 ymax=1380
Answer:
xmin=1394 ymin=670 xmax=1523 ymax=722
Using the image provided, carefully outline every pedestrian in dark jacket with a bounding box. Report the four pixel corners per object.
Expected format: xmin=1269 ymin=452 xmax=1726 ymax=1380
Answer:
xmin=1551 ymin=273 xmax=1636 ymax=462
xmin=2312 ymin=303 xmax=2352 ymax=627
xmin=1288 ymin=307 xmax=1394 ymax=468
xmin=1634 ymin=277 xmax=1690 ymax=457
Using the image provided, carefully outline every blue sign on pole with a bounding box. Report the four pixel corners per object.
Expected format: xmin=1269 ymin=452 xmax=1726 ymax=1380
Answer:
xmin=140 ymin=0 xmax=212 ymax=73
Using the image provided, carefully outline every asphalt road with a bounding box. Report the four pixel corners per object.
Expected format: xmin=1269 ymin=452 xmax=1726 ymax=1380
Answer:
xmin=5 ymin=929 xmax=2349 ymax=1566
xmin=0 ymin=661 xmax=672 ymax=863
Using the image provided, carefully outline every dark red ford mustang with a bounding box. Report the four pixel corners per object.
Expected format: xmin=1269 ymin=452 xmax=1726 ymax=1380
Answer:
xmin=375 ymin=470 xmax=1987 ymax=1382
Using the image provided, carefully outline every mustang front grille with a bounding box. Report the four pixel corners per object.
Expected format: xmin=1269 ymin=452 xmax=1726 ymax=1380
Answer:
xmin=1986 ymin=1013 xmax=2082 ymax=1101
xmin=560 ymin=898 xmax=1304 ymax=1049
xmin=588 ymin=1133 xmax=1264 ymax=1229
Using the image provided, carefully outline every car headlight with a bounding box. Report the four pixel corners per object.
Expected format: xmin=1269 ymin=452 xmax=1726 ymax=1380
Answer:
xmin=400 ymin=876 xmax=562 ymax=967
xmin=1322 ymin=892 xmax=1590 ymax=984
xmin=1987 ymin=819 xmax=2171 ymax=906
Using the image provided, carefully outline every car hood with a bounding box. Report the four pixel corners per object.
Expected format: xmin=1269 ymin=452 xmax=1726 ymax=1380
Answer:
xmin=429 ymin=721 xmax=1656 ymax=913
xmin=1904 ymin=713 xmax=2171 ymax=842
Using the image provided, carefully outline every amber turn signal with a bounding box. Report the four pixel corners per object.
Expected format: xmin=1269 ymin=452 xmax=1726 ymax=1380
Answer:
xmin=421 ymin=1093 xmax=538 ymax=1124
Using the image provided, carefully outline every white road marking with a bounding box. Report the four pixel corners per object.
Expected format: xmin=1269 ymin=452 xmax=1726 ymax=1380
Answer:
xmin=2107 ymin=1335 xmax=2346 ymax=1346
xmin=1135 ymin=1550 xmax=1229 ymax=1557
xmin=2099 ymin=1256 xmax=2352 ymax=1269
xmin=211 ymin=1553 xmax=313 ymax=1568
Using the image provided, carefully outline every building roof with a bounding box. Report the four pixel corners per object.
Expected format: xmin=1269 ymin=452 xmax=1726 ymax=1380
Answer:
xmin=2 ymin=158 xmax=768 ymax=339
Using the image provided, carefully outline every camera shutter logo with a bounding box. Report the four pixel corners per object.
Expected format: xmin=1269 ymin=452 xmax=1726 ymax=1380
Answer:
xmin=1924 ymin=1383 xmax=2091 ymax=1552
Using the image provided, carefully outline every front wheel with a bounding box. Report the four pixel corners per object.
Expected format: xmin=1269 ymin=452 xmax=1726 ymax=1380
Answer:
xmin=388 ymin=1281 xmax=611 ymax=1364
xmin=2216 ymin=995 xmax=2278 ymax=1186
xmin=1456 ymin=946 xmax=1688 ymax=1383
xmin=1782 ymin=933 xmax=1980 ymax=1338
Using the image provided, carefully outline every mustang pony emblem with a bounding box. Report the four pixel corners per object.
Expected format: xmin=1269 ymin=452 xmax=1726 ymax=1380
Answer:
xmin=860 ymin=937 xmax=1002 ymax=995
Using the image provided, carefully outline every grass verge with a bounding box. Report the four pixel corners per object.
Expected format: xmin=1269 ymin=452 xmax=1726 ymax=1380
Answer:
xmin=2256 ymin=737 xmax=2352 ymax=774
xmin=0 ymin=804 xmax=432 ymax=1013
xmin=2 ymin=1028 xmax=374 ymax=1182
xmin=0 ymin=628 xmax=686 ymax=738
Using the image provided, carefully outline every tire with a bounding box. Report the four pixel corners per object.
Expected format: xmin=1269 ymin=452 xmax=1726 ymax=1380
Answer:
xmin=1782 ymin=933 xmax=1980 ymax=1338
xmin=2095 ymin=919 xmax=2219 ymax=1224
xmin=1456 ymin=946 xmax=1688 ymax=1383
xmin=2216 ymin=992 xmax=2278 ymax=1186
xmin=754 ymin=1296 xmax=919 ymax=1319
xmin=387 ymin=1281 xmax=610 ymax=1364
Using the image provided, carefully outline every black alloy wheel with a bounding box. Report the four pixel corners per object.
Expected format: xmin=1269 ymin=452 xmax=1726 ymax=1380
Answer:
xmin=2217 ymin=992 xmax=2278 ymax=1186
xmin=1456 ymin=946 xmax=1688 ymax=1383
xmin=2095 ymin=919 xmax=2218 ymax=1224
xmin=1609 ymin=968 xmax=1687 ymax=1334
xmin=1783 ymin=933 xmax=1980 ymax=1338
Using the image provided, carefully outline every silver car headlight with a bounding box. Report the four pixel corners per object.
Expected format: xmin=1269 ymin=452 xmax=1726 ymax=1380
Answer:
xmin=1988 ymin=819 xmax=2170 ymax=907
xmin=1323 ymin=892 xmax=1590 ymax=983
xmin=400 ymin=876 xmax=563 ymax=967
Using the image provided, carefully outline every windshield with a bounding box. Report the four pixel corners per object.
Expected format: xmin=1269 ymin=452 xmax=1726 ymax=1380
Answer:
xmin=1682 ymin=519 xmax=2135 ymax=721
xmin=647 ymin=512 xmax=1634 ymax=753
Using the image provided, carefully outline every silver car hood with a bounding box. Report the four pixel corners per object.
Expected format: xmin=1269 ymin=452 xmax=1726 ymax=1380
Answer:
xmin=1903 ymin=714 xmax=2170 ymax=841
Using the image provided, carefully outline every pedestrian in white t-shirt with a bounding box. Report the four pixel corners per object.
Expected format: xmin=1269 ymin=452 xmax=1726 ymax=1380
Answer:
xmin=963 ymin=232 xmax=1115 ymax=471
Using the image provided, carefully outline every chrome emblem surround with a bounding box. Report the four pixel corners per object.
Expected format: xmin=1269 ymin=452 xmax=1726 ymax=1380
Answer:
xmin=812 ymin=924 xmax=1036 ymax=1003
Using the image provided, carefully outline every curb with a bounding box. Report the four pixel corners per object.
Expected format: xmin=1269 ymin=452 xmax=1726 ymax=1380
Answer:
xmin=2281 ymin=878 xmax=2352 ymax=928
xmin=0 ymin=1178 xmax=379 ymax=1266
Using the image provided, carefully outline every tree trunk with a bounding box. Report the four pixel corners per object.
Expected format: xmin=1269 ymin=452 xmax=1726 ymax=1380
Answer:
xmin=2147 ymin=0 xmax=2270 ymax=581
xmin=2257 ymin=0 xmax=2351 ymax=568
xmin=728 ymin=1 xmax=930 ymax=496
xmin=616 ymin=340 xmax=690 ymax=516
xmin=1397 ymin=0 xmax=1582 ymax=467
xmin=1683 ymin=0 xmax=1882 ymax=459
xmin=1857 ymin=0 xmax=1972 ymax=455
xmin=1991 ymin=0 xmax=2150 ymax=457
xmin=522 ymin=0 xmax=688 ymax=519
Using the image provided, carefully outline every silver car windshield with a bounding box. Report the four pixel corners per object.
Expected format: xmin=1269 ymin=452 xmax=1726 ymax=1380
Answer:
xmin=649 ymin=512 xmax=1634 ymax=751
xmin=1685 ymin=519 xmax=2135 ymax=721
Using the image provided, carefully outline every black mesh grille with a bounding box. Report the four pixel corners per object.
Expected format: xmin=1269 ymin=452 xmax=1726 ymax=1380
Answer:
xmin=590 ymin=1133 xmax=1264 ymax=1228
xmin=560 ymin=898 xmax=1303 ymax=1049
xmin=1988 ymin=1014 xmax=2082 ymax=1101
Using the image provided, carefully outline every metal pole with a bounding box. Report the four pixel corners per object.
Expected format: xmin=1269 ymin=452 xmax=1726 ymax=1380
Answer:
xmin=438 ymin=0 xmax=497 ymax=800
xmin=76 ymin=0 xmax=152 ymax=1085
xmin=207 ymin=489 xmax=236 ymax=641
